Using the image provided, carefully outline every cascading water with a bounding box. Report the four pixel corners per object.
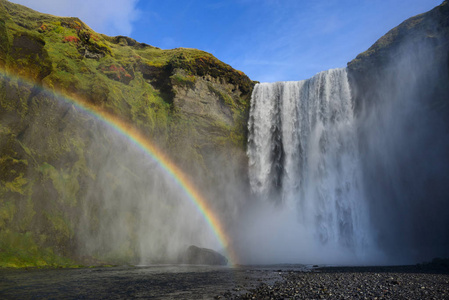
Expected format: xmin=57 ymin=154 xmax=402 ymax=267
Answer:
xmin=243 ymin=31 xmax=449 ymax=265
xmin=245 ymin=68 xmax=377 ymax=264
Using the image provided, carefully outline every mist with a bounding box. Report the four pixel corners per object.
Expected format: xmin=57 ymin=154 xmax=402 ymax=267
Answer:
xmin=72 ymin=31 xmax=449 ymax=266
xmin=2 ymin=4 xmax=448 ymax=268
xmin=74 ymin=120 xmax=224 ymax=264
xmin=235 ymin=22 xmax=449 ymax=265
xmin=240 ymin=69 xmax=383 ymax=265
xmin=354 ymin=35 xmax=449 ymax=264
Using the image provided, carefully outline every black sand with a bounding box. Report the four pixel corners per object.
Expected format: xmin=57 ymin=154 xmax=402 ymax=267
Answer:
xmin=231 ymin=264 xmax=449 ymax=300
xmin=1 ymin=263 xmax=448 ymax=299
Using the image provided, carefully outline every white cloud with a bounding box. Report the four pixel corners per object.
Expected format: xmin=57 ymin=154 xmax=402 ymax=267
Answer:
xmin=10 ymin=0 xmax=141 ymax=36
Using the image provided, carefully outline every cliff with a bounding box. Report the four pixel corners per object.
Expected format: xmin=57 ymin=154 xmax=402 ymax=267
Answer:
xmin=1 ymin=0 xmax=448 ymax=267
xmin=347 ymin=0 xmax=449 ymax=112
xmin=0 ymin=0 xmax=254 ymax=267
xmin=347 ymin=0 xmax=449 ymax=261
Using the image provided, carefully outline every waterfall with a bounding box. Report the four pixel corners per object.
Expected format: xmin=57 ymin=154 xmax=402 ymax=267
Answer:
xmin=246 ymin=68 xmax=372 ymax=261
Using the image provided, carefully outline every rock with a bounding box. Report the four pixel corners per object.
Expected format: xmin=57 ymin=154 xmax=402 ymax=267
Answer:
xmin=0 ymin=0 xmax=252 ymax=268
xmin=347 ymin=0 xmax=449 ymax=112
xmin=346 ymin=0 xmax=449 ymax=261
xmin=183 ymin=245 xmax=228 ymax=266
xmin=10 ymin=33 xmax=52 ymax=81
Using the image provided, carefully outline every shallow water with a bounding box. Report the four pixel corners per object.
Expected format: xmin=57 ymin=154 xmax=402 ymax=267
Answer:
xmin=0 ymin=264 xmax=308 ymax=299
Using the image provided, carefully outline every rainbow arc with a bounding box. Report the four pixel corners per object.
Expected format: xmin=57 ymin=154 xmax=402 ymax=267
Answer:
xmin=0 ymin=70 xmax=236 ymax=265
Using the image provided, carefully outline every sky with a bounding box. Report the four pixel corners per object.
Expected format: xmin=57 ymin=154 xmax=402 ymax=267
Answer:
xmin=10 ymin=0 xmax=443 ymax=82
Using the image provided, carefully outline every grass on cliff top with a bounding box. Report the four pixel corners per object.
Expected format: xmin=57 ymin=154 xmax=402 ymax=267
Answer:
xmin=0 ymin=0 xmax=249 ymax=120
xmin=0 ymin=0 xmax=248 ymax=78
xmin=135 ymin=46 xmax=222 ymax=67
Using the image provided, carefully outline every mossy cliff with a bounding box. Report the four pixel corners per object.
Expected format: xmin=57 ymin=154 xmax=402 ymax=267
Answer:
xmin=0 ymin=0 xmax=254 ymax=267
xmin=2 ymin=0 xmax=448 ymax=268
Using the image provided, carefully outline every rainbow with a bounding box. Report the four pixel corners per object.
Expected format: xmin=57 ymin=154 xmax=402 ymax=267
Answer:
xmin=0 ymin=70 xmax=236 ymax=265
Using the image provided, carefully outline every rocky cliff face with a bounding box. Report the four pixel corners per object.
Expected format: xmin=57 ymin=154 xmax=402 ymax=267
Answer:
xmin=347 ymin=0 xmax=449 ymax=113
xmin=0 ymin=0 xmax=254 ymax=267
xmin=347 ymin=0 xmax=449 ymax=261
xmin=1 ymin=0 xmax=448 ymax=267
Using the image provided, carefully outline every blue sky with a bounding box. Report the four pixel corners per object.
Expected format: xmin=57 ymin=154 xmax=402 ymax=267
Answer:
xmin=11 ymin=0 xmax=442 ymax=82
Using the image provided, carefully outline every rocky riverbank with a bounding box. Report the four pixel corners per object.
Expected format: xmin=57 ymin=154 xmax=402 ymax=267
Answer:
xmin=1 ymin=263 xmax=448 ymax=299
xmin=227 ymin=262 xmax=449 ymax=299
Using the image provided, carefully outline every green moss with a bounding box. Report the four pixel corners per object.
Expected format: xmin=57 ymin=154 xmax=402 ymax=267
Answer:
xmin=39 ymin=162 xmax=80 ymax=207
xmin=43 ymin=212 xmax=73 ymax=241
xmin=0 ymin=201 xmax=16 ymax=228
xmin=0 ymin=0 xmax=255 ymax=268
xmin=2 ymin=173 xmax=27 ymax=194
xmin=0 ymin=75 xmax=31 ymax=118
xmin=0 ymin=230 xmax=75 ymax=268
xmin=171 ymin=72 xmax=196 ymax=88
xmin=8 ymin=32 xmax=53 ymax=81
xmin=0 ymin=19 xmax=9 ymax=66
xmin=207 ymin=83 xmax=236 ymax=108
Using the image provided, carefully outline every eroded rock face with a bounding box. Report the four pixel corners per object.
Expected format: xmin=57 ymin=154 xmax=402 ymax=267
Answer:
xmin=10 ymin=33 xmax=52 ymax=81
xmin=0 ymin=0 xmax=254 ymax=267
xmin=172 ymin=69 xmax=236 ymax=127
xmin=183 ymin=245 xmax=228 ymax=265
xmin=346 ymin=0 xmax=449 ymax=262
xmin=347 ymin=0 xmax=449 ymax=112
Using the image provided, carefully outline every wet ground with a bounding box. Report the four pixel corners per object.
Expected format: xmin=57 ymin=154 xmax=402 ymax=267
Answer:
xmin=237 ymin=265 xmax=449 ymax=299
xmin=1 ymin=264 xmax=448 ymax=299
xmin=0 ymin=264 xmax=304 ymax=299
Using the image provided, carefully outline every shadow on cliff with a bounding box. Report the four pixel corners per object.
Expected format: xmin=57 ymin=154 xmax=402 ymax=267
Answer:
xmin=348 ymin=6 xmax=449 ymax=263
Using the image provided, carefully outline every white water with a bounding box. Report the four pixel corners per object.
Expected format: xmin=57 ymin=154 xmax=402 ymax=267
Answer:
xmin=245 ymin=68 xmax=379 ymax=264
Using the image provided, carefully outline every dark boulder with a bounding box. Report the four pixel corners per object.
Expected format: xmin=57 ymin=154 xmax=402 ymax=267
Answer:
xmin=183 ymin=245 xmax=228 ymax=266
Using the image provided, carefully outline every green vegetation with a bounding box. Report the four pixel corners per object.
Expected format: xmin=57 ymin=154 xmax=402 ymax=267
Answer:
xmin=0 ymin=0 xmax=255 ymax=268
xmin=0 ymin=230 xmax=77 ymax=268
xmin=171 ymin=72 xmax=196 ymax=88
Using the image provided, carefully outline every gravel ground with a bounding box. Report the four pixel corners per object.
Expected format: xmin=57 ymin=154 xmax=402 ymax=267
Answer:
xmin=1 ymin=263 xmax=448 ymax=299
xmin=227 ymin=264 xmax=449 ymax=300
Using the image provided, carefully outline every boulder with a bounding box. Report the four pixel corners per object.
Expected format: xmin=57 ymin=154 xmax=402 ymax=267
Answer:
xmin=183 ymin=245 xmax=228 ymax=266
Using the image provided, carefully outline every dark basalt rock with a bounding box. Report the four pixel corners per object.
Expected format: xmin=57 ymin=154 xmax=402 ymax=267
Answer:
xmin=183 ymin=245 xmax=228 ymax=266
xmin=347 ymin=0 xmax=449 ymax=113
xmin=10 ymin=33 xmax=52 ymax=80
xmin=345 ymin=0 xmax=449 ymax=262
